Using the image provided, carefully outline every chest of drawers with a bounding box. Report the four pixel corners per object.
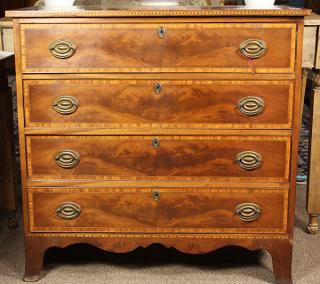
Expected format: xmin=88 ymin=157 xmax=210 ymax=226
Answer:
xmin=7 ymin=4 xmax=310 ymax=283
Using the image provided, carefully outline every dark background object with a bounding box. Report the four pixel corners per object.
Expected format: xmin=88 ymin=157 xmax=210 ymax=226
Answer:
xmin=305 ymin=0 xmax=320 ymax=13
xmin=277 ymin=0 xmax=304 ymax=7
xmin=0 ymin=1 xmax=37 ymax=17
xmin=0 ymin=1 xmax=24 ymax=17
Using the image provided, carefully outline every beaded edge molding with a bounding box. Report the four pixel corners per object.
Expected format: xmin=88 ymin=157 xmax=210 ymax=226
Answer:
xmin=6 ymin=9 xmax=311 ymax=18
xmin=27 ymin=233 xmax=289 ymax=240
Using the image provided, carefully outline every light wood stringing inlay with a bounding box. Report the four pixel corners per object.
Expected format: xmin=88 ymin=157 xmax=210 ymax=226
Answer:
xmin=20 ymin=23 xmax=296 ymax=74
xmin=28 ymin=187 xmax=288 ymax=234
xmin=23 ymin=79 xmax=294 ymax=129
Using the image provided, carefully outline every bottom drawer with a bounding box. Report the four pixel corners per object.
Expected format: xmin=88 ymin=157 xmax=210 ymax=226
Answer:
xmin=29 ymin=188 xmax=288 ymax=234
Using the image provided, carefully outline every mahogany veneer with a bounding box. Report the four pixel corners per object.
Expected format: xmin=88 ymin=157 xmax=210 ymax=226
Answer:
xmin=20 ymin=23 xmax=296 ymax=73
xmin=27 ymin=135 xmax=290 ymax=181
xmin=24 ymin=80 xmax=294 ymax=128
xmin=7 ymin=3 xmax=310 ymax=283
xmin=29 ymin=188 xmax=288 ymax=234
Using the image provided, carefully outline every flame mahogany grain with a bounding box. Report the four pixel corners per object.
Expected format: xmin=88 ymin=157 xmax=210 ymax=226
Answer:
xmin=29 ymin=187 xmax=288 ymax=234
xmin=26 ymin=136 xmax=290 ymax=182
xmin=20 ymin=23 xmax=296 ymax=74
xmin=24 ymin=79 xmax=294 ymax=129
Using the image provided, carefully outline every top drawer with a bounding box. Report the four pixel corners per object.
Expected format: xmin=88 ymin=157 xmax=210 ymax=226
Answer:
xmin=20 ymin=23 xmax=296 ymax=74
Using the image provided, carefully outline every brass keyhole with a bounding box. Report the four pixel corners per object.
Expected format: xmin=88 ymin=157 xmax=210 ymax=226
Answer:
xmin=153 ymin=191 xmax=160 ymax=201
xmin=154 ymin=83 xmax=162 ymax=94
xmin=158 ymin=27 xmax=166 ymax=39
xmin=152 ymin=138 xmax=160 ymax=149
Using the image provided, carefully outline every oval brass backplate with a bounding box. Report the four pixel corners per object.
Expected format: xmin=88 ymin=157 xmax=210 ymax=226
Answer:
xmin=152 ymin=137 xmax=160 ymax=149
xmin=56 ymin=202 xmax=81 ymax=220
xmin=235 ymin=203 xmax=261 ymax=222
xmin=52 ymin=96 xmax=79 ymax=115
xmin=49 ymin=39 xmax=76 ymax=59
xmin=240 ymin=39 xmax=267 ymax=59
xmin=54 ymin=149 xmax=80 ymax=169
xmin=237 ymin=96 xmax=265 ymax=116
xmin=236 ymin=151 xmax=262 ymax=171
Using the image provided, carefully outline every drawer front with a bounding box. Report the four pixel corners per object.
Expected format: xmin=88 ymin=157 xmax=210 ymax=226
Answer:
xmin=24 ymin=80 xmax=294 ymax=129
xmin=20 ymin=23 xmax=296 ymax=73
xmin=162 ymin=23 xmax=296 ymax=73
xmin=29 ymin=187 xmax=288 ymax=233
xmin=27 ymin=136 xmax=290 ymax=182
xmin=21 ymin=23 xmax=161 ymax=73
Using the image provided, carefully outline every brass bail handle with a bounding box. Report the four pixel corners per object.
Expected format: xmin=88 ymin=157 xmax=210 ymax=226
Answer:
xmin=240 ymin=39 xmax=267 ymax=59
xmin=237 ymin=96 xmax=265 ymax=116
xmin=54 ymin=149 xmax=80 ymax=169
xmin=49 ymin=39 xmax=76 ymax=59
xmin=52 ymin=96 xmax=79 ymax=115
xmin=235 ymin=203 xmax=261 ymax=222
xmin=56 ymin=202 xmax=81 ymax=220
xmin=236 ymin=151 xmax=262 ymax=171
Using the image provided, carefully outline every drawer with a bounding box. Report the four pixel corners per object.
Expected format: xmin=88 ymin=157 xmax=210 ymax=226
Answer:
xmin=20 ymin=23 xmax=296 ymax=73
xmin=21 ymin=23 xmax=160 ymax=73
xmin=24 ymin=80 xmax=294 ymax=129
xmin=26 ymin=136 xmax=291 ymax=182
xmin=162 ymin=23 xmax=296 ymax=73
xmin=29 ymin=187 xmax=288 ymax=233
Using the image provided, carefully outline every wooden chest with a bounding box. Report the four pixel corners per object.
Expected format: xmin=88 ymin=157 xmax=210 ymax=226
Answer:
xmin=7 ymin=3 xmax=310 ymax=283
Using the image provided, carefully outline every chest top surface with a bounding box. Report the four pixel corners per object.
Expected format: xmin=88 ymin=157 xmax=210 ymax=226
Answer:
xmin=6 ymin=3 xmax=310 ymax=18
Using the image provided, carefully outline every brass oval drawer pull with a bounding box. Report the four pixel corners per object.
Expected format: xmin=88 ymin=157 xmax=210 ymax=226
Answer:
xmin=235 ymin=203 xmax=261 ymax=222
xmin=54 ymin=149 xmax=80 ymax=169
xmin=237 ymin=96 xmax=265 ymax=116
xmin=158 ymin=27 xmax=166 ymax=39
xmin=56 ymin=202 xmax=81 ymax=220
xmin=153 ymin=191 xmax=160 ymax=201
xmin=152 ymin=137 xmax=160 ymax=149
xmin=240 ymin=39 xmax=267 ymax=59
xmin=52 ymin=96 xmax=79 ymax=115
xmin=236 ymin=151 xmax=262 ymax=170
xmin=49 ymin=39 xmax=76 ymax=59
xmin=154 ymin=83 xmax=162 ymax=94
